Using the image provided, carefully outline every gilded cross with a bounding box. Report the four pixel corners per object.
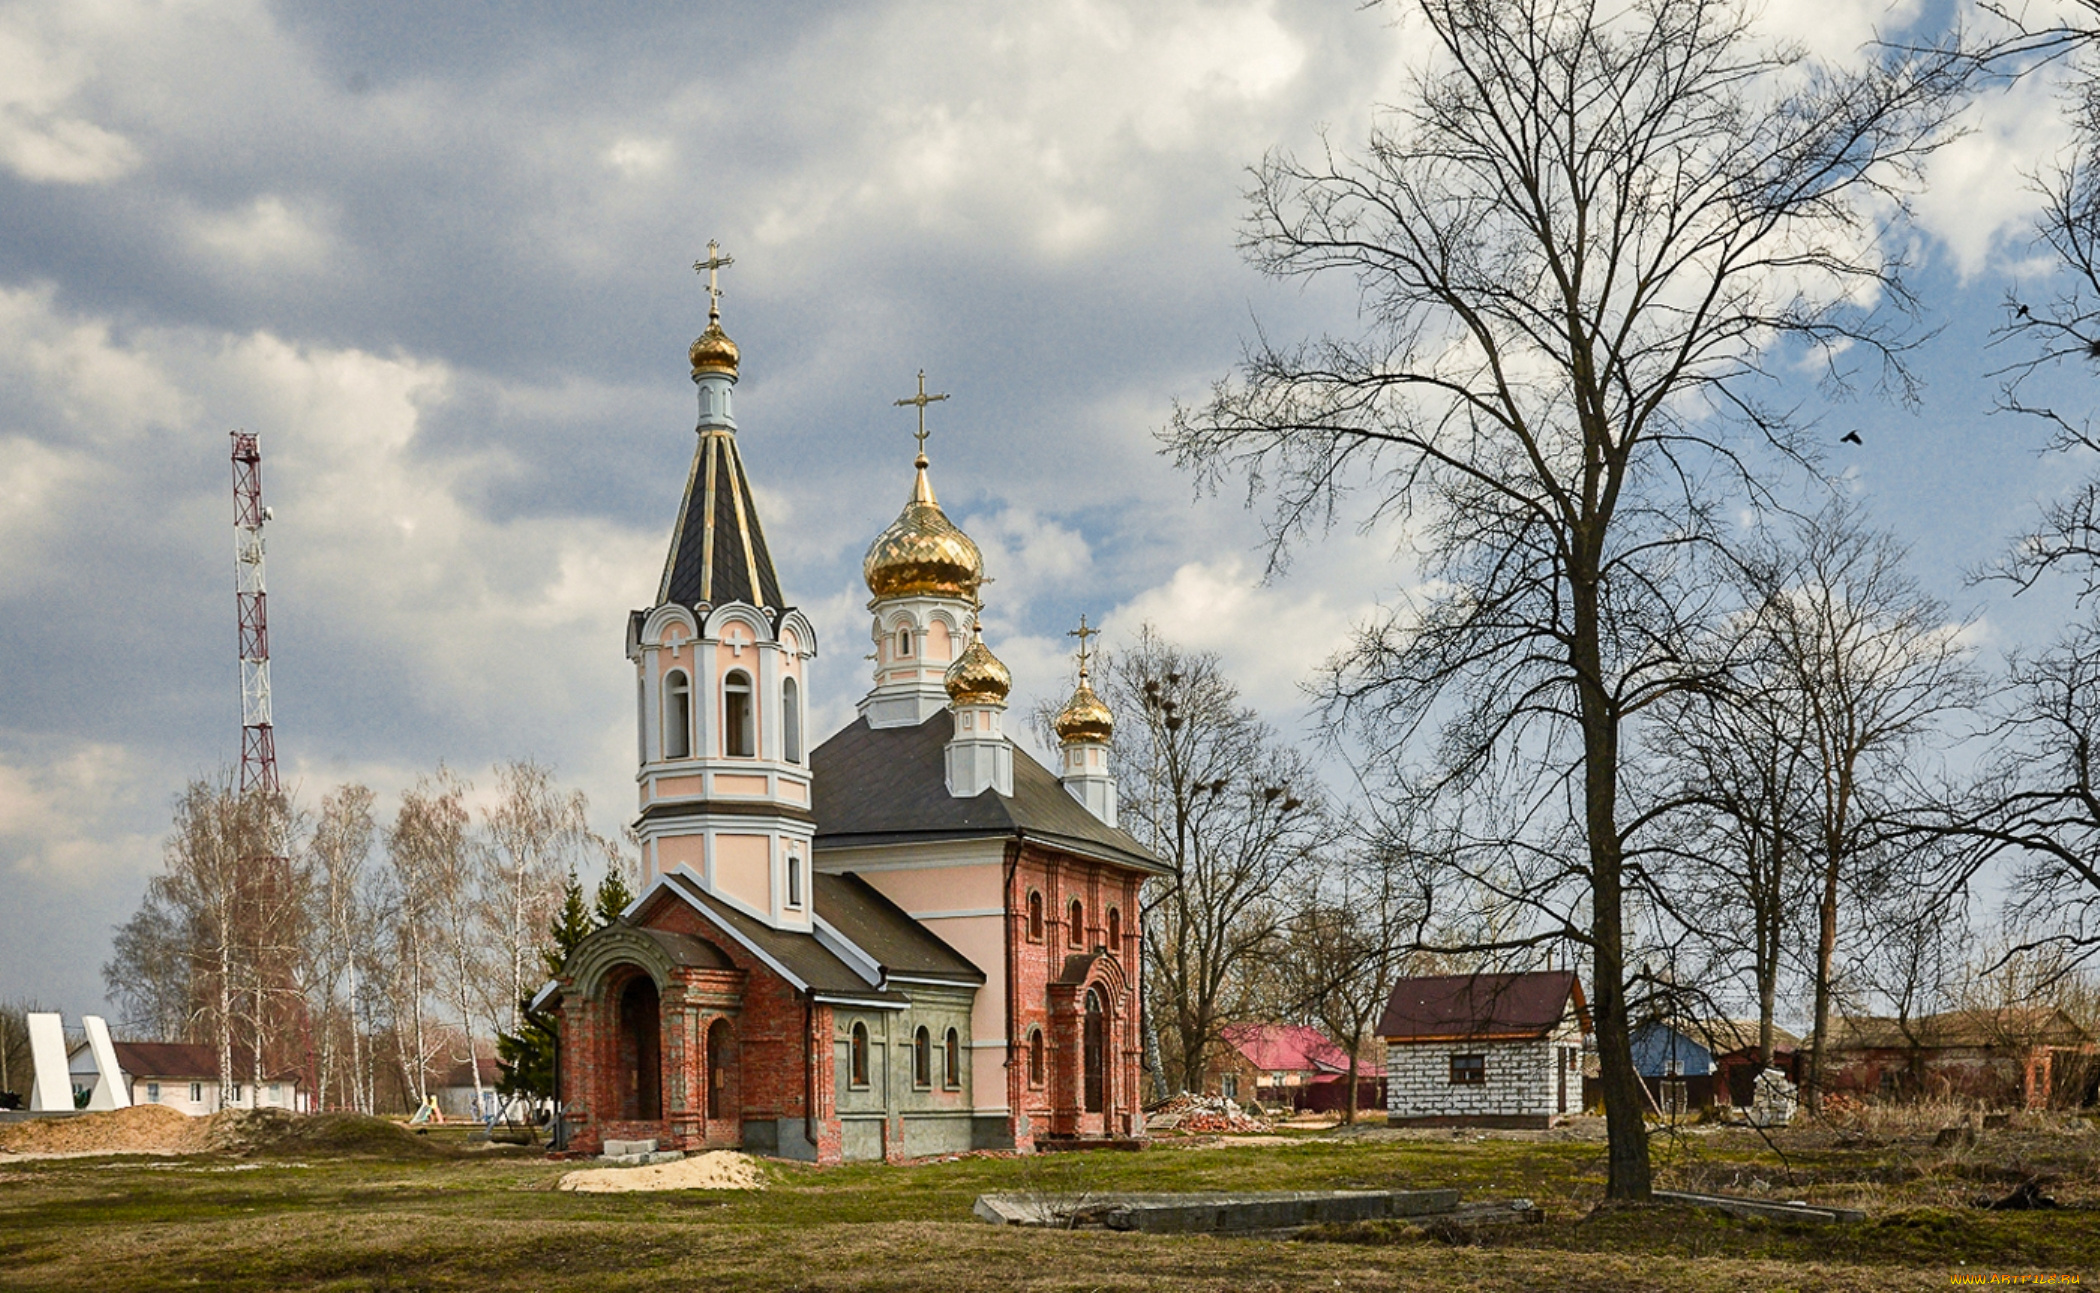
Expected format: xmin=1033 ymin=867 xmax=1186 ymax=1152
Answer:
xmin=893 ymin=369 xmax=950 ymax=459
xmin=1068 ymin=613 xmax=1098 ymax=678
xmin=693 ymin=240 xmax=734 ymax=317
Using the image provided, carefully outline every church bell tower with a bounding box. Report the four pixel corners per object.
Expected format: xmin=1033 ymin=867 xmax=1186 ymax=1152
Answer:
xmin=627 ymin=244 xmax=819 ymax=929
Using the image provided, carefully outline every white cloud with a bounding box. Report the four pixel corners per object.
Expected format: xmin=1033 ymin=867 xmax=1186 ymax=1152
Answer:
xmin=188 ymin=195 xmax=332 ymax=269
xmin=0 ymin=15 xmax=141 ymax=184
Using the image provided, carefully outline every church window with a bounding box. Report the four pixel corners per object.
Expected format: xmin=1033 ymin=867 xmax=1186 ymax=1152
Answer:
xmin=782 ymin=677 xmax=802 ymax=764
xmin=786 ymin=854 xmax=803 ymax=908
xmin=944 ymin=1028 xmax=961 ymax=1089
xmin=850 ymin=1023 xmax=870 ymax=1088
xmin=724 ymin=670 xmax=755 ymax=757
xmin=663 ymin=671 xmax=692 ymax=760
xmin=913 ymin=1026 xmax=932 ymax=1088
xmin=1107 ymin=907 xmax=1121 ymax=954
xmin=896 ymin=625 xmax=913 ymax=657
xmin=1068 ymin=898 xmax=1084 ymax=948
xmin=1026 ymin=891 xmax=1044 ymax=942
xmin=1028 ymin=1029 xmax=1045 ymax=1087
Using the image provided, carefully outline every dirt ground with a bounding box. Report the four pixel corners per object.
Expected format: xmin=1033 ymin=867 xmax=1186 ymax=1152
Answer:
xmin=1 ymin=1110 xmax=2094 ymax=1291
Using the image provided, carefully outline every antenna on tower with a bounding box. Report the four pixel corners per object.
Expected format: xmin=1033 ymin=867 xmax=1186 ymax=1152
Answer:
xmin=230 ymin=431 xmax=279 ymax=796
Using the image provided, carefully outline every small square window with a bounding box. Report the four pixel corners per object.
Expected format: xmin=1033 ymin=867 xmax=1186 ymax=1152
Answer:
xmin=1449 ymin=1054 xmax=1486 ymax=1085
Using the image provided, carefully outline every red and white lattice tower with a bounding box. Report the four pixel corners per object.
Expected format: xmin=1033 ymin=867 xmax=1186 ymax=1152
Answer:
xmin=230 ymin=431 xmax=279 ymax=796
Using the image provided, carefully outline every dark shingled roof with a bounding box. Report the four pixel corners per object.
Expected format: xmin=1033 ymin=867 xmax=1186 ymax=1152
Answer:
xmin=809 ymin=714 xmax=1168 ymax=873
xmin=657 ymin=871 xmax=908 ymax=1006
xmin=97 ymin=1041 xmax=300 ymax=1083
xmin=1378 ymin=971 xmax=1589 ymax=1042
xmin=658 ymin=429 xmax=785 ymax=612
xmin=815 ymin=871 xmax=984 ymax=985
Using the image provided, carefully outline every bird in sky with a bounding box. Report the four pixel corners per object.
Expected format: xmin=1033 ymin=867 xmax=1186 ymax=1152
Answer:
xmin=1840 ymin=431 xmax=1863 ymax=445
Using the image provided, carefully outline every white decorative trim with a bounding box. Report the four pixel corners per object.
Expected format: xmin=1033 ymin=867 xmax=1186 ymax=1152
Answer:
xmin=907 ymin=907 xmax=1006 ymax=920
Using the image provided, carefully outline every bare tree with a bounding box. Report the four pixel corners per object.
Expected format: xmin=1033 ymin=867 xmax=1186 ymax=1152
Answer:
xmin=308 ymin=785 xmax=375 ymax=1113
xmin=1167 ymin=0 xmax=1967 ymax=1194
xmin=381 ymin=769 xmax=472 ymax=1108
xmin=1743 ymin=504 xmax=1981 ymax=1109
xmin=1098 ymin=627 xmax=1327 ymax=1097
xmin=481 ymin=761 xmax=589 ymax=1035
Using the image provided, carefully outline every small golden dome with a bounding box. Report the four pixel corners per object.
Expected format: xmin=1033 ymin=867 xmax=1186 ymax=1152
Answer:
xmin=945 ymin=625 xmax=1012 ymax=707
xmin=690 ymin=313 xmax=740 ymax=379
xmin=863 ymin=456 xmax=984 ymax=601
xmin=1054 ymin=678 xmax=1114 ymax=744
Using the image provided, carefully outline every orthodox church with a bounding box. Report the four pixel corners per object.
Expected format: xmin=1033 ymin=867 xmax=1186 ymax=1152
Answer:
xmin=539 ymin=268 xmax=1166 ymax=1162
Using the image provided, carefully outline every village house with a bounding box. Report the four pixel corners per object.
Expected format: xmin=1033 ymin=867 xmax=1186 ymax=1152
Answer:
xmin=536 ymin=292 xmax=1167 ymax=1163
xmin=1379 ymin=970 xmax=1588 ymax=1128
xmin=1818 ymin=1008 xmax=2096 ymax=1109
xmin=64 ymin=1041 xmax=305 ymax=1115
xmin=1204 ymin=1023 xmax=1385 ymax=1113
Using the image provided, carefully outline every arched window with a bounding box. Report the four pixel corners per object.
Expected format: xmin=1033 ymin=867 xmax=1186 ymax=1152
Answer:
xmin=1068 ymin=898 xmax=1084 ymax=948
xmin=1083 ymin=988 xmax=1105 ymax=1113
xmin=895 ymin=624 xmax=913 ymax=657
xmin=913 ymin=1026 xmax=932 ymax=1088
xmin=782 ymin=677 xmax=802 ymax=764
xmin=1027 ymin=891 xmax=1044 ymax=942
xmin=723 ymin=670 xmax=755 ymax=757
xmin=1028 ymin=1028 xmax=1045 ymax=1087
xmin=944 ymin=1028 xmax=961 ymax=1089
xmin=1107 ymin=907 xmax=1121 ymax=955
xmin=786 ymin=853 xmax=803 ymax=908
xmin=663 ymin=670 xmax=692 ymax=760
xmin=850 ymin=1022 xmax=870 ymax=1088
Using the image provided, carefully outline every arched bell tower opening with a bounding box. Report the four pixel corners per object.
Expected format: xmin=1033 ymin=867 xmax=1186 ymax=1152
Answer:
xmin=617 ymin=974 xmax=663 ymax=1122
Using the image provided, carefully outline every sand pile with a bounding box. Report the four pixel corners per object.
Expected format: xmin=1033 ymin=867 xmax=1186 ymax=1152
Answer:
xmin=0 ymin=1104 xmax=213 ymax=1157
xmin=559 ymin=1150 xmax=763 ymax=1192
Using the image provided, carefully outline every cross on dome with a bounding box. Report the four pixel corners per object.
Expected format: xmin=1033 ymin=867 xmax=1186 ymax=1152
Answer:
xmin=693 ymin=240 xmax=734 ymax=321
xmin=1068 ymin=613 xmax=1099 ymax=680
xmin=893 ymin=369 xmax=950 ymax=463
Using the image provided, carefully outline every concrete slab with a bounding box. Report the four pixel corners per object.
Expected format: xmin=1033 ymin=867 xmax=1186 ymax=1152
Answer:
xmin=974 ymin=1188 xmax=1463 ymax=1234
xmin=601 ymin=1138 xmax=659 ymax=1157
xmin=81 ymin=1017 xmax=129 ymax=1111
xmin=600 ymin=1150 xmax=684 ymax=1167
xmin=1654 ymin=1190 xmax=1865 ymax=1224
xmin=26 ymin=1014 xmax=71 ymax=1113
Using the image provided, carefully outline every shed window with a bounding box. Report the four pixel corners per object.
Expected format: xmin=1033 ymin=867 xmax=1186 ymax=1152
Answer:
xmin=146 ymin=1082 xmax=160 ymax=1104
xmin=944 ymin=1028 xmax=961 ymax=1089
xmin=724 ymin=670 xmax=755 ymax=757
xmin=850 ymin=1023 xmax=870 ymax=1088
xmin=913 ymin=1026 xmax=932 ymax=1088
xmin=190 ymin=1082 xmax=201 ymax=1103
xmin=1067 ymin=898 xmax=1084 ymax=948
xmin=663 ymin=670 xmax=692 ymax=759
xmin=1221 ymin=1074 xmax=1237 ymax=1100
xmin=1026 ymin=891 xmax=1043 ymax=942
xmin=1449 ymin=1054 xmax=1486 ymax=1085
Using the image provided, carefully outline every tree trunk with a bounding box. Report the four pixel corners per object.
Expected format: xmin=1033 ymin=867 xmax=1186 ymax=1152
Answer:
xmin=1807 ymin=851 xmax=1842 ymax=1114
xmin=1575 ymin=570 xmax=1651 ymax=1200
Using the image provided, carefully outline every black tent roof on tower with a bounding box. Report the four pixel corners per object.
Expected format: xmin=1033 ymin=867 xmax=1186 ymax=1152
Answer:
xmin=657 ymin=428 xmax=786 ymax=613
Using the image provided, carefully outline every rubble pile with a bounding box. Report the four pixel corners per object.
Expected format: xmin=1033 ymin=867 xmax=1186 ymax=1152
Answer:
xmin=1145 ymin=1093 xmax=1273 ymax=1134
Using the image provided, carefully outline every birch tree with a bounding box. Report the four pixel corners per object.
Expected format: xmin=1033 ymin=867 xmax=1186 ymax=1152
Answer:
xmin=481 ymin=761 xmax=589 ymax=1034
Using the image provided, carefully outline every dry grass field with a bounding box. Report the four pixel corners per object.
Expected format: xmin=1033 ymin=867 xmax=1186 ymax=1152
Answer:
xmin=1 ymin=1108 xmax=2095 ymax=1291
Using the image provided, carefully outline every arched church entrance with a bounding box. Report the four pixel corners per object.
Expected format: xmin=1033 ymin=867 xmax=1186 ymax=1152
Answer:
xmin=617 ymin=975 xmax=663 ymax=1121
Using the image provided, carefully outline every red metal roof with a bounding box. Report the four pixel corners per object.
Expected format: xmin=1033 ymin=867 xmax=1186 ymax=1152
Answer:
xmin=1377 ymin=971 xmax=1588 ymax=1042
xmin=1221 ymin=1023 xmax=1384 ymax=1076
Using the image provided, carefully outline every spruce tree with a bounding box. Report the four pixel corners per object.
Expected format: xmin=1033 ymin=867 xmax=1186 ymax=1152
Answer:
xmin=497 ymin=872 xmax=594 ymax=1103
xmin=592 ymin=867 xmax=636 ymax=928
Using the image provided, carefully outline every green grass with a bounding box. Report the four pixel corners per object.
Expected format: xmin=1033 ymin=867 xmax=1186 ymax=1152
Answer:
xmin=0 ymin=1122 xmax=2094 ymax=1291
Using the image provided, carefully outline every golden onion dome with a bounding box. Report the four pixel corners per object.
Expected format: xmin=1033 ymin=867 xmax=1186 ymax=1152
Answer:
xmin=944 ymin=624 xmax=1012 ymax=707
xmin=1053 ymin=676 xmax=1114 ymax=744
xmin=863 ymin=455 xmax=984 ymax=601
xmin=689 ymin=310 xmax=740 ymax=379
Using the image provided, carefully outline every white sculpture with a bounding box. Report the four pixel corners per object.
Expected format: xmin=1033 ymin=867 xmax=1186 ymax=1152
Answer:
xmin=25 ymin=1013 xmax=71 ymax=1112
xmin=81 ymin=1016 xmax=130 ymax=1110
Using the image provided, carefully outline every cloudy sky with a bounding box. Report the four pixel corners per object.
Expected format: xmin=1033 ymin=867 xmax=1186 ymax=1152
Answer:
xmin=0 ymin=0 xmax=2089 ymax=1016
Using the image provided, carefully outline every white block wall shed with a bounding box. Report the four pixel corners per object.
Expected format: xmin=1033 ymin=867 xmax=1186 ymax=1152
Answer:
xmin=1379 ymin=970 xmax=1590 ymax=1129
